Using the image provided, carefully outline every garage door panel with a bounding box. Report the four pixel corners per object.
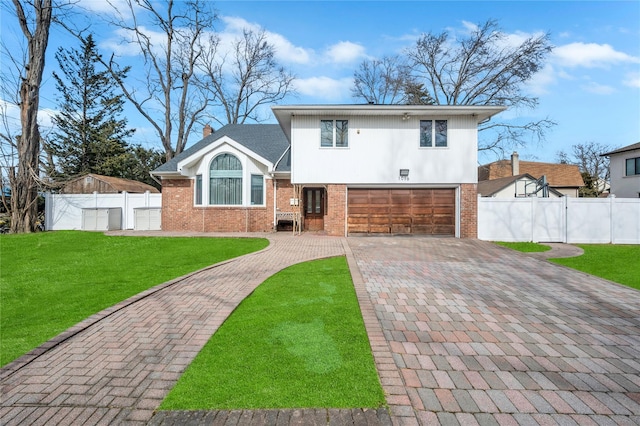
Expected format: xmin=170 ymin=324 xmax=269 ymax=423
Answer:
xmin=369 ymin=216 xmax=392 ymax=225
xmin=390 ymin=205 xmax=412 ymax=215
xmin=432 ymin=216 xmax=455 ymax=225
xmin=347 ymin=188 xmax=456 ymax=235
xmin=391 ymin=224 xmax=411 ymax=234
xmin=433 ymin=225 xmax=455 ymax=234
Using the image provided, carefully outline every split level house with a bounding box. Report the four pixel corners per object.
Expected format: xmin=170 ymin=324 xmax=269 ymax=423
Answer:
xmin=478 ymin=152 xmax=584 ymax=198
xmin=151 ymin=104 xmax=505 ymax=237
xmin=601 ymin=142 xmax=640 ymax=198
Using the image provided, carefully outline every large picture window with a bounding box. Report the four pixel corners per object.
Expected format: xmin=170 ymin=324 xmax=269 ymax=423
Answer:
xmin=420 ymin=119 xmax=447 ymax=147
xmin=210 ymin=153 xmax=242 ymax=205
xmin=320 ymin=119 xmax=348 ymax=147
xmin=626 ymin=157 xmax=640 ymax=176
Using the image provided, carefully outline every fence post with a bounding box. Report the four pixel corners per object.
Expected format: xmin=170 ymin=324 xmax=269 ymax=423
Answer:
xmin=610 ymin=194 xmax=616 ymax=244
xmin=123 ymin=191 xmax=129 ymax=230
xmin=531 ymin=196 xmax=537 ymax=242
xmin=44 ymin=192 xmax=52 ymax=231
xmin=562 ymin=196 xmax=568 ymax=243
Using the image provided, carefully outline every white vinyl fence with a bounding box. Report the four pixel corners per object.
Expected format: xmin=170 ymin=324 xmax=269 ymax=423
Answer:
xmin=478 ymin=196 xmax=640 ymax=244
xmin=45 ymin=192 xmax=162 ymax=231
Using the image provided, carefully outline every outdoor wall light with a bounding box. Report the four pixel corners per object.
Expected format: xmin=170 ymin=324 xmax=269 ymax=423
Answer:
xmin=400 ymin=169 xmax=410 ymax=177
xmin=402 ymin=113 xmax=410 ymax=121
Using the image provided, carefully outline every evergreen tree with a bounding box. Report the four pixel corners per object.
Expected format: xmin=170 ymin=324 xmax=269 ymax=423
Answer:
xmin=47 ymin=34 xmax=134 ymax=179
xmin=118 ymin=145 xmax=166 ymax=190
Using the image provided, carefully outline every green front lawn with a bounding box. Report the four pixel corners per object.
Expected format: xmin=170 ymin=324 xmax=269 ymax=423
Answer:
xmin=550 ymin=244 xmax=640 ymax=290
xmin=494 ymin=241 xmax=551 ymax=252
xmin=160 ymin=256 xmax=385 ymax=409
xmin=495 ymin=241 xmax=640 ymax=290
xmin=0 ymin=231 xmax=268 ymax=366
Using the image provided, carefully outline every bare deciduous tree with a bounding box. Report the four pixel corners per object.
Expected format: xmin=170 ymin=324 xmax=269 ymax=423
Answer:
xmin=351 ymin=55 xmax=419 ymax=105
xmin=558 ymin=142 xmax=612 ymax=197
xmin=196 ymin=29 xmax=296 ymax=126
xmin=352 ymin=20 xmax=555 ymax=155
xmin=101 ymin=0 xmax=213 ymax=161
xmin=5 ymin=0 xmax=52 ymax=233
xmin=408 ymin=19 xmax=555 ymax=153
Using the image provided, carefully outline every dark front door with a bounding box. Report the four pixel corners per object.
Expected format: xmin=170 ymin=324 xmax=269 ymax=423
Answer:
xmin=304 ymin=188 xmax=324 ymax=231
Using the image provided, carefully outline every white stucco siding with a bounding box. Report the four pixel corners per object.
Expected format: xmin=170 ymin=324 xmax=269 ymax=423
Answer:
xmin=290 ymin=114 xmax=479 ymax=184
xmin=609 ymin=150 xmax=640 ymax=198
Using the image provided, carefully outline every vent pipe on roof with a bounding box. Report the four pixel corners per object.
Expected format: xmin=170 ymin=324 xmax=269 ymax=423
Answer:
xmin=511 ymin=151 xmax=519 ymax=176
xmin=203 ymin=124 xmax=213 ymax=138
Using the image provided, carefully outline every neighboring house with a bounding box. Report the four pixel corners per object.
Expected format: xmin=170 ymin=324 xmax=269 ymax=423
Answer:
xmin=478 ymin=152 xmax=584 ymax=197
xmin=601 ymin=142 xmax=640 ymax=198
xmin=61 ymin=173 xmax=160 ymax=194
xmin=152 ymin=104 xmax=505 ymax=237
xmin=478 ymin=173 xmax=564 ymax=198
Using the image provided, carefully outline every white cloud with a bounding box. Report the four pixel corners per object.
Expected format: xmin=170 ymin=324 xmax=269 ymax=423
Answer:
xmin=552 ymin=42 xmax=639 ymax=68
xmin=80 ymin=0 xmax=132 ymax=14
xmin=0 ymin=99 xmax=56 ymax=137
xmin=220 ymin=16 xmax=312 ymax=65
xmin=460 ymin=21 xmax=478 ymax=33
xmin=100 ymin=26 xmax=168 ymax=57
xmin=294 ymin=77 xmax=353 ymax=101
xmin=527 ymin=64 xmax=557 ymax=96
xmin=582 ymin=82 xmax=616 ymax=95
xmin=324 ymin=41 xmax=367 ymax=64
xmin=623 ymin=72 xmax=640 ymax=88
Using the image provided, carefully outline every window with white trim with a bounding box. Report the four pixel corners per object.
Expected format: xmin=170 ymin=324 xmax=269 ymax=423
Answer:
xmin=420 ymin=119 xmax=447 ymax=147
xmin=195 ymin=174 xmax=202 ymax=205
xmin=320 ymin=119 xmax=348 ymax=147
xmin=251 ymin=174 xmax=264 ymax=205
xmin=210 ymin=153 xmax=242 ymax=205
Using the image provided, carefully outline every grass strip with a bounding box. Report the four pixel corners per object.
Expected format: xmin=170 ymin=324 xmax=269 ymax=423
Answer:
xmin=160 ymin=256 xmax=385 ymax=409
xmin=550 ymin=244 xmax=640 ymax=290
xmin=0 ymin=231 xmax=268 ymax=366
xmin=494 ymin=241 xmax=551 ymax=252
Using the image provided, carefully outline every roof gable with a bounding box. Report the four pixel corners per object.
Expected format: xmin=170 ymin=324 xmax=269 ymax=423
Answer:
xmin=62 ymin=174 xmax=159 ymax=193
xmin=153 ymin=124 xmax=288 ymax=174
xmin=477 ymin=173 xmax=564 ymax=197
xmin=479 ymin=160 xmax=584 ymax=188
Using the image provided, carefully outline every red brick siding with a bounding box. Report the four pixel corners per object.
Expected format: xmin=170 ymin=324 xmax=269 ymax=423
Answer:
xmin=160 ymin=177 xmax=274 ymax=232
xmin=325 ymin=184 xmax=347 ymax=236
xmin=459 ymin=183 xmax=478 ymax=238
xmin=275 ymin=179 xmax=297 ymax=214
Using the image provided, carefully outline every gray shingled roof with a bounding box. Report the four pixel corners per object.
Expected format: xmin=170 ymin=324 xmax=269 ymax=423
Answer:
xmin=601 ymin=142 xmax=640 ymax=157
xmin=153 ymin=124 xmax=289 ymax=173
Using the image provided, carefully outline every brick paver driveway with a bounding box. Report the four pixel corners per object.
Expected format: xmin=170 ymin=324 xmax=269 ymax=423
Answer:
xmin=347 ymin=237 xmax=640 ymax=425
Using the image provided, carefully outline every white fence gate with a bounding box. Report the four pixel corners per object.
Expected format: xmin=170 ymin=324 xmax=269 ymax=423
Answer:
xmin=45 ymin=192 xmax=162 ymax=231
xmin=478 ymin=196 xmax=640 ymax=244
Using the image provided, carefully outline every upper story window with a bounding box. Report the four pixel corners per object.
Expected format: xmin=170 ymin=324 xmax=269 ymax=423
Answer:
xmin=210 ymin=153 xmax=242 ymax=205
xmin=420 ymin=119 xmax=447 ymax=147
xmin=321 ymin=119 xmax=348 ymax=148
xmin=626 ymin=157 xmax=640 ymax=176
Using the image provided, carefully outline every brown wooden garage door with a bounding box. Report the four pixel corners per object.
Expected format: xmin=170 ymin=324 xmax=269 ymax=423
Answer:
xmin=347 ymin=188 xmax=455 ymax=235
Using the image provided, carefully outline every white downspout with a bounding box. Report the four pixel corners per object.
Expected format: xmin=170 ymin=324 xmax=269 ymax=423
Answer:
xmin=273 ymin=177 xmax=277 ymax=230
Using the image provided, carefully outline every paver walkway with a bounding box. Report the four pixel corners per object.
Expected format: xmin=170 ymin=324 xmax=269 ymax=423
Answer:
xmin=348 ymin=237 xmax=640 ymax=425
xmin=3 ymin=235 xmax=639 ymax=426
xmin=0 ymin=233 xmax=352 ymax=425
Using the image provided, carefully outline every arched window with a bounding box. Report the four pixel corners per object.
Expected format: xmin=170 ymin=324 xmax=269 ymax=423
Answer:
xmin=210 ymin=153 xmax=242 ymax=205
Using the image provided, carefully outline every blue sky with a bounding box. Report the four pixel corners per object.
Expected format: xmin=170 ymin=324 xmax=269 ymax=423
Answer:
xmin=3 ymin=0 xmax=639 ymax=165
